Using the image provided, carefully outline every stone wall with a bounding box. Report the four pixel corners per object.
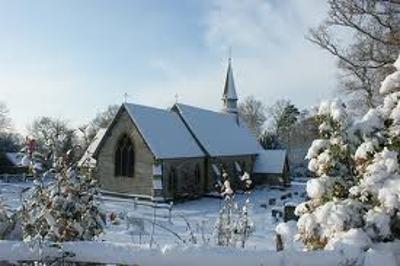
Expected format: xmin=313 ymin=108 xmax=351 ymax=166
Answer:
xmin=161 ymin=157 xmax=205 ymax=200
xmin=95 ymin=109 xmax=155 ymax=196
xmin=206 ymin=155 xmax=256 ymax=191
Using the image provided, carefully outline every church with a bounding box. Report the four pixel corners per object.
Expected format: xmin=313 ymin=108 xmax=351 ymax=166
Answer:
xmin=91 ymin=60 xmax=289 ymax=201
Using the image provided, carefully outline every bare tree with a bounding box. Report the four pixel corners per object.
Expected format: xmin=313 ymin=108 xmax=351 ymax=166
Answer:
xmin=0 ymin=102 xmax=11 ymax=133
xmin=238 ymin=96 xmax=267 ymax=137
xmin=308 ymin=0 xmax=400 ymax=108
xmin=91 ymin=104 xmax=119 ymax=130
xmin=28 ymin=117 xmax=76 ymax=163
xmin=78 ymin=104 xmax=119 ymax=149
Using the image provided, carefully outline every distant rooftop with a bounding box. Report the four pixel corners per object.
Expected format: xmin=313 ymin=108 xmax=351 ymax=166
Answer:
xmin=253 ymin=149 xmax=287 ymax=174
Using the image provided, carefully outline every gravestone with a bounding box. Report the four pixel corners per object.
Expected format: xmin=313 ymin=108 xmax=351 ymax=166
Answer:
xmin=283 ymin=205 xmax=298 ymax=222
xmin=271 ymin=208 xmax=283 ymax=220
xmin=269 ymin=198 xmax=276 ymax=205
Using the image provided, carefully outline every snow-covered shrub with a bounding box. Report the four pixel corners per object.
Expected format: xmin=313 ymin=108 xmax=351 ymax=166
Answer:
xmin=21 ymin=164 xmax=106 ymax=242
xmin=295 ymin=98 xmax=358 ymax=250
xmin=215 ymin=172 xmax=255 ymax=248
xmin=296 ymin=53 xmax=400 ymax=250
xmin=275 ymin=220 xmax=298 ymax=250
xmin=305 ymin=99 xmax=353 ymax=178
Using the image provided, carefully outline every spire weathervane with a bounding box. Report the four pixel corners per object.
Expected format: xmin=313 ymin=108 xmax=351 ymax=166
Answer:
xmin=175 ymin=93 xmax=179 ymax=104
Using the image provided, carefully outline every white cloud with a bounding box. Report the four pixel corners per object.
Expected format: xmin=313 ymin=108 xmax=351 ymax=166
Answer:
xmin=200 ymin=0 xmax=338 ymax=109
xmin=131 ymin=0 xmax=339 ymax=117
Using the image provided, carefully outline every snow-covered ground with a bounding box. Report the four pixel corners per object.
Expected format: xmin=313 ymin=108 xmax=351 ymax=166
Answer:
xmin=0 ymin=179 xmax=306 ymax=251
xmin=2 ymin=179 xmax=400 ymax=265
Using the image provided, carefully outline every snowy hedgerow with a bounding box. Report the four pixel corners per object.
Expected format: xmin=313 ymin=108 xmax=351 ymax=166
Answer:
xmin=22 ymin=164 xmax=106 ymax=242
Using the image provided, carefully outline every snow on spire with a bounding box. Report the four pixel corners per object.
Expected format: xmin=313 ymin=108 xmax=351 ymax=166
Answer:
xmin=222 ymin=58 xmax=238 ymax=114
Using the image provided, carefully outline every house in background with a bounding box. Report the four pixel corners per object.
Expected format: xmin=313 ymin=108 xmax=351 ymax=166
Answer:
xmin=90 ymin=60 xmax=289 ymax=201
xmin=0 ymin=152 xmax=28 ymax=175
xmin=252 ymin=149 xmax=290 ymax=186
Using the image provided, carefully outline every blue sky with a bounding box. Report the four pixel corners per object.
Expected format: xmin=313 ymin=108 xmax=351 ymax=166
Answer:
xmin=0 ymin=0 xmax=338 ymax=133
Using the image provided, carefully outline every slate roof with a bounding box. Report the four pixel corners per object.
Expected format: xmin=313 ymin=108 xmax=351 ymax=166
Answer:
xmin=5 ymin=152 xmax=23 ymax=166
xmin=253 ymin=149 xmax=287 ymax=174
xmin=173 ymin=103 xmax=262 ymax=157
xmin=123 ymin=103 xmax=205 ymax=159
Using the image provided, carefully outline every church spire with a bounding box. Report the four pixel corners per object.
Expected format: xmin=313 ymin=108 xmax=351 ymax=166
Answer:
xmin=222 ymin=57 xmax=238 ymax=114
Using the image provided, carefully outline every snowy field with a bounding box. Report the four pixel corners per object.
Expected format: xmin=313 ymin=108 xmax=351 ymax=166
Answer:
xmin=0 ymin=179 xmax=306 ymax=251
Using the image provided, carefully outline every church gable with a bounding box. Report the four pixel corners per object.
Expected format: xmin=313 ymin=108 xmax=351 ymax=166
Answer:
xmin=123 ymin=103 xmax=205 ymax=159
xmin=95 ymin=108 xmax=155 ymax=194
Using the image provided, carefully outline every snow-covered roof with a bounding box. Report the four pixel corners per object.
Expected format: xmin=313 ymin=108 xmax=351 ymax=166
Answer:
xmin=253 ymin=149 xmax=287 ymax=174
xmin=5 ymin=152 xmax=23 ymax=166
xmin=173 ymin=103 xmax=262 ymax=157
xmin=78 ymin=128 xmax=107 ymax=167
xmin=124 ymin=103 xmax=205 ymax=159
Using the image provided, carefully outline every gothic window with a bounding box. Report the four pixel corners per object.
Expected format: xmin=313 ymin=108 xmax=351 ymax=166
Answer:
xmin=115 ymin=134 xmax=135 ymax=177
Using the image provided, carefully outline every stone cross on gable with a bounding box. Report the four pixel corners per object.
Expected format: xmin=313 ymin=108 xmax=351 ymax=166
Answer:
xmin=123 ymin=92 xmax=129 ymax=103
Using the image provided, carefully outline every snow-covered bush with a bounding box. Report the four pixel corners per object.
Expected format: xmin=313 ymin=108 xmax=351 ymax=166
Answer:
xmin=21 ymin=163 xmax=106 ymax=242
xmin=348 ymin=54 xmax=400 ymax=243
xmin=295 ymin=53 xmax=400 ymax=250
xmin=275 ymin=220 xmax=299 ymax=250
xmin=295 ymin=98 xmax=359 ymax=250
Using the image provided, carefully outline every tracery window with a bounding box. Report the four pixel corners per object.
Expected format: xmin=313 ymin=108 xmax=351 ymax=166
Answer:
xmin=115 ymin=134 xmax=135 ymax=177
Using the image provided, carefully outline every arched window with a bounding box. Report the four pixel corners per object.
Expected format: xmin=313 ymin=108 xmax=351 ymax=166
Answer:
xmin=115 ymin=134 xmax=135 ymax=177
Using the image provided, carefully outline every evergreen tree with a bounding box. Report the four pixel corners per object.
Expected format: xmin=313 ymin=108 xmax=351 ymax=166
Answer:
xmin=295 ymin=53 xmax=400 ymax=250
xmin=295 ymin=99 xmax=363 ymax=250
xmin=348 ymin=54 xmax=400 ymax=242
xmin=21 ymin=157 xmax=105 ymax=242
